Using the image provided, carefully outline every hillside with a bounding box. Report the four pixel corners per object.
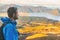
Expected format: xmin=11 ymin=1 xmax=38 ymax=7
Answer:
xmin=17 ymin=16 xmax=60 ymax=40
xmin=18 ymin=16 xmax=59 ymax=26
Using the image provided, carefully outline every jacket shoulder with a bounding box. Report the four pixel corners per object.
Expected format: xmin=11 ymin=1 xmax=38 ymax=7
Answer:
xmin=4 ymin=23 xmax=13 ymax=29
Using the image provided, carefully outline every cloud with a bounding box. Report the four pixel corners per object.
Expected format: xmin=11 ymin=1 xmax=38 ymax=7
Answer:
xmin=0 ymin=0 xmax=60 ymax=5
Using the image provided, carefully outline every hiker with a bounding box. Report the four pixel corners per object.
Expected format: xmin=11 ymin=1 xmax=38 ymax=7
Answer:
xmin=0 ymin=7 xmax=19 ymax=40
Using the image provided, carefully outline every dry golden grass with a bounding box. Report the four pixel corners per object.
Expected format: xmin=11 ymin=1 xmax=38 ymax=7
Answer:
xmin=17 ymin=22 xmax=60 ymax=40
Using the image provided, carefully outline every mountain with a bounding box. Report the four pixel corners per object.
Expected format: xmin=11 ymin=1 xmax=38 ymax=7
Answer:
xmin=0 ymin=4 xmax=55 ymax=13
xmin=0 ymin=4 xmax=20 ymax=13
xmin=19 ymin=16 xmax=59 ymax=24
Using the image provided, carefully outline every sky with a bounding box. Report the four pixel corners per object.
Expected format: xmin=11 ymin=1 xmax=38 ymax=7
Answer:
xmin=0 ymin=0 xmax=60 ymax=5
xmin=0 ymin=0 xmax=60 ymax=8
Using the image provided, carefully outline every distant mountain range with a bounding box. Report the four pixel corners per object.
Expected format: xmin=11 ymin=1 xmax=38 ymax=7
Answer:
xmin=0 ymin=4 xmax=20 ymax=13
xmin=0 ymin=4 xmax=60 ymax=15
xmin=19 ymin=16 xmax=59 ymax=24
xmin=0 ymin=4 xmax=60 ymax=21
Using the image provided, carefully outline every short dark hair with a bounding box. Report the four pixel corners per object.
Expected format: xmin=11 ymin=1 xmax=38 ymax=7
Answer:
xmin=7 ymin=7 xmax=17 ymax=18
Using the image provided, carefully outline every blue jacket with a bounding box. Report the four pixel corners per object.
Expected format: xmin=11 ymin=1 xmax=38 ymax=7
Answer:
xmin=0 ymin=17 xmax=18 ymax=40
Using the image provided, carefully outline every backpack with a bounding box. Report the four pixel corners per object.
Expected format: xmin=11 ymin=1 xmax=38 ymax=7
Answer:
xmin=0 ymin=22 xmax=10 ymax=40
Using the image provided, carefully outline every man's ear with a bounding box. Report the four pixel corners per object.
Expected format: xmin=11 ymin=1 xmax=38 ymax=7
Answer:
xmin=13 ymin=13 xmax=15 ymax=17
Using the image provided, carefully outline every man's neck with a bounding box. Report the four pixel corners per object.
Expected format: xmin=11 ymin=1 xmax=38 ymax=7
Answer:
xmin=10 ymin=18 xmax=15 ymax=21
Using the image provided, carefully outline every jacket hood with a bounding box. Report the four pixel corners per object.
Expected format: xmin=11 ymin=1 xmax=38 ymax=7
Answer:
xmin=0 ymin=17 xmax=17 ymax=25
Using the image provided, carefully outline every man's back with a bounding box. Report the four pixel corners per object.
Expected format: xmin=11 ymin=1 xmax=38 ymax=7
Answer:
xmin=0 ymin=17 xmax=18 ymax=40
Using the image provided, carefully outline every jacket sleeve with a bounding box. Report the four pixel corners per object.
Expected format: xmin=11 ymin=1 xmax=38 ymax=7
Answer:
xmin=3 ymin=24 xmax=15 ymax=40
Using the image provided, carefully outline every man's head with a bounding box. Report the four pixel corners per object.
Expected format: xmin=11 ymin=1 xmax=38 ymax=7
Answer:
xmin=7 ymin=7 xmax=18 ymax=20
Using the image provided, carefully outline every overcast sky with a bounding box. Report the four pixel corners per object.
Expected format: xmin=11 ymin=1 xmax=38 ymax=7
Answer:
xmin=0 ymin=0 xmax=60 ymax=8
xmin=0 ymin=0 xmax=60 ymax=5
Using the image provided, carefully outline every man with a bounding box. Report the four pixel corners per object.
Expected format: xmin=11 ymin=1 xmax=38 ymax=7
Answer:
xmin=0 ymin=7 xmax=19 ymax=40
